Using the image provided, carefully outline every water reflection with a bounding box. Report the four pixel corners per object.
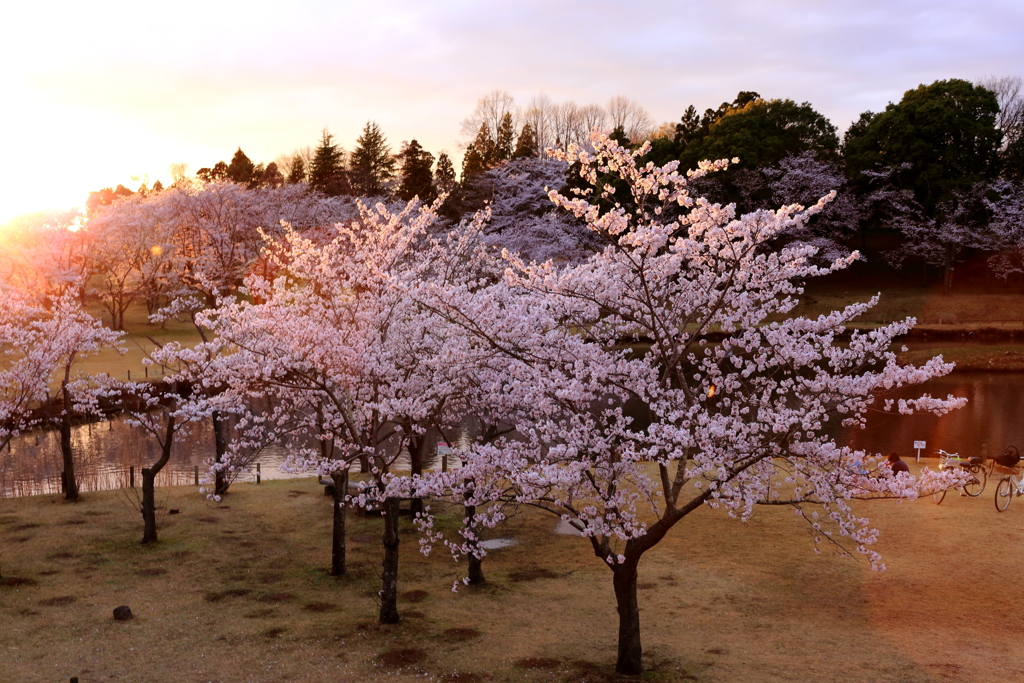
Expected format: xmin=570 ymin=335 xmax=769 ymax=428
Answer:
xmin=0 ymin=413 xmax=475 ymax=499
xmin=836 ymin=371 xmax=1024 ymax=460
xmin=3 ymin=371 xmax=1021 ymax=497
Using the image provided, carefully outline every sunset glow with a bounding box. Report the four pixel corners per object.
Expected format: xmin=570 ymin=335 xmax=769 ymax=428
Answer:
xmin=3 ymin=0 xmax=1022 ymax=224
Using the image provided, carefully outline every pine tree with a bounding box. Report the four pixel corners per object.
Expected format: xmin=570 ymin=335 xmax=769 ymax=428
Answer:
xmin=227 ymin=148 xmax=256 ymax=185
xmin=435 ymin=152 xmax=457 ymax=193
xmin=288 ymin=155 xmax=307 ymax=184
xmin=396 ymin=140 xmax=436 ymax=202
xmin=260 ymin=162 xmax=284 ymax=188
xmin=350 ymin=121 xmax=396 ymax=197
xmin=309 ymin=128 xmax=349 ymax=196
xmin=471 ymin=123 xmax=497 ymax=167
xmin=514 ymin=123 xmax=538 ymax=158
xmin=461 ymin=144 xmax=487 ymax=183
xmin=495 ymin=112 xmax=516 ymax=162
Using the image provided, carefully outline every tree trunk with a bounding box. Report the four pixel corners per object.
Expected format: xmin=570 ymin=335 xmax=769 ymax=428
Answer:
xmin=613 ymin=555 xmax=643 ymax=675
xmin=141 ymin=467 xmax=158 ymax=544
xmin=60 ymin=383 xmax=79 ymax=502
xmin=409 ymin=435 xmax=426 ymax=516
xmin=378 ymin=496 xmax=401 ymax=624
xmin=330 ymin=469 xmax=348 ymax=576
xmin=212 ymin=411 xmax=229 ymax=496
xmin=141 ymin=414 xmax=176 ymax=545
xmin=464 ymin=502 xmax=485 ymax=585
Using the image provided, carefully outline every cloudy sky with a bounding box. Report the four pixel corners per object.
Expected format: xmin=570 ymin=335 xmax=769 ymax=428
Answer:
xmin=2 ymin=0 xmax=1021 ymax=223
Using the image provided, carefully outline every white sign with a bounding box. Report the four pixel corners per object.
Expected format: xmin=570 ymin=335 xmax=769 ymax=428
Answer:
xmin=914 ymin=441 xmax=926 ymax=450
xmin=436 ymin=442 xmax=453 ymax=456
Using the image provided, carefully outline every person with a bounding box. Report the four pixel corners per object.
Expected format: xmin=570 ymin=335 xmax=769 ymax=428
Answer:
xmin=886 ymin=451 xmax=910 ymax=476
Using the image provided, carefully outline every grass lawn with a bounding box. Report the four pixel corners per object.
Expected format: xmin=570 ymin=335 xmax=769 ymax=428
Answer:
xmin=2 ymin=468 xmax=1023 ymax=682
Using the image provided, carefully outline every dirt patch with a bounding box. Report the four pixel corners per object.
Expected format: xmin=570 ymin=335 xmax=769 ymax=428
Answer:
xmin=401 ymin=589 xmax=429 ymax=603
xmin=257 ymin=592 xmax=295 ymax=604
xmin=287 ymin=490 xmax=307 ymax=497
xmin=11 ymin=523 xmax=41 ymax=531
xmin=404 ymin=610 xmax=425 ymax=619
xmin=440 ymin=674 xmax=484 ymax=683
xmin=39 ymin=596 xmax=76 ymax=606
xmin=444 ymin=627 xmax=481 ymax=641
xmin=509 ymin=568 xmax=559 ymax=582
xmin=205 ymin=588 xmax=252 ymax=603
xmin=38 ymin=570 xmax=59 ymax=576
xmin=517 ymin=657 xmax=561 ymax=669
xmin=136 ymin=568 xmax=167 ymax=577
xmin=47 ymin=552 xmax=75 ymax=560
xmin=377 ymin=648 xmax=428 ymax=667
xmin=64 ymin=519 xmax=86 ymax=525
xmin=705 ymin=648 xmax=727 ymax=655
xmin=351 ymin=534 xmax=376 ymax=542
xmin=264 ymin=627 xmax=286 ymax=639
xmin=0 ymin=577 xmax=38 ymax=587
xmin=196 ymin=517 xmax=219 ymax=524
xmin=243 ymin=609 xmax=276 ymax=619
xmin=258 ymin=573 xmax=283 ymax=584
xmin=638 ymin=582 xmax=656 ymax=590
xmin=303 ymin=602 xmax=336 ymax=612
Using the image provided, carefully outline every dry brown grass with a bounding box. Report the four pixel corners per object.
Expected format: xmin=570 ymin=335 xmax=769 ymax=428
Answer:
xmin=2 ymin=468 xmax=1024 ymax=682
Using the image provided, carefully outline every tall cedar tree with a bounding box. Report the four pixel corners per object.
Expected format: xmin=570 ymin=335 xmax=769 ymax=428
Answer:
xmin=397 ymin=140 xmax=437 ymax=202
xmin=287 ymin=155 xmax=307 ymax=184
xmin=514 ymin=123 xmax=538 ymax=158
xmin=309 ymin=128 xmax=350 ymax=196
xmin=495 ymin=112 xmax=516 ymax=162
xmin=227 ymin=148 xmax=256 ymax=186
xmin=435 ymin=153 xmax=457 ymax=193
xmin=462 ymin=123 xmax=496 ymax=182
xmin=350 ymin=121 xmax=396 ymax=197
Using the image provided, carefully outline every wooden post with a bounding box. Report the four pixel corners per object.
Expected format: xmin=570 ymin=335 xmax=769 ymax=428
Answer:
xmin=127 ymin=370 xmax=131 ymax=381
xmin=442 ymin=454 xmax=448 ymax=473
xmin=194 ymin=466 xmax=199 ymax=486
xmin=130 ymin=466 xmax=135 ymax=488
xmin=145 ymin=366 xmax=148 ymax=378
xmin=256 ymin=462 xmax=261 ymax=484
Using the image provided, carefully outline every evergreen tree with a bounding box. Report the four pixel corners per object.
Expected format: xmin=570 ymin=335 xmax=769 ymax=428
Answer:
xmin=435 ymin=152 xmax=457 ymax=193
xmin=309 ymin=128 xmax=349 ymax=196
xmin=349 ymin=121 xmax=396 ymax=197
xmin=196 ymin=161 xmax=229 ymax=183
xmin=151 ymin=180 xmax=164 ymax=192
xmin=514 ymin=123 xmax=538 ymax=158
xmin=473 ymin=123 xmax=497 ymax=166
xmin=396 ymin=139 xmax=436 ymax=202
xmin=260 ymin=161 xmax=284 ymax=188
xmin=461 ymin=143 xmax=487 ymax=183
xmin=288 ymin=155 xmax=307 ymax=184
xmin=227 ymin=148 xmax=256 ymax=185
xmin=495 ymin=112 xmax=516 ymax=161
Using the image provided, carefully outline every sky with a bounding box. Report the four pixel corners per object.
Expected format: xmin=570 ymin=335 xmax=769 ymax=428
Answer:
xmin=1 ymin=0 xmax=1022 ymax=224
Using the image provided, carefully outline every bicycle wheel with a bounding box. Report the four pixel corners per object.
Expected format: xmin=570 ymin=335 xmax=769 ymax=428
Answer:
xmin=995 ymin=477 xmax=1013 ymax=512
xmin=963 ymin=466 xmax=986 ymax=497
xmin=933 ymin=487 xmax=947 ymax=505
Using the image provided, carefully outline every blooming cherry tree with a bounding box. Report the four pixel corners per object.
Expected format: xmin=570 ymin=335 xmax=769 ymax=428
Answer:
xmin=404 ymin=134 xmax=968 ymax=675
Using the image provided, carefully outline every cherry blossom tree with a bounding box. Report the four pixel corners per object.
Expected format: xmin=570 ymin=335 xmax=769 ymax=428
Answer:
xmin=0 ymin=291 xmax=123 ymax=500
xmin=401 ymin=134 xmax=969 ymax=675
xmin=194 ymin=198 xmax=482 ymax=619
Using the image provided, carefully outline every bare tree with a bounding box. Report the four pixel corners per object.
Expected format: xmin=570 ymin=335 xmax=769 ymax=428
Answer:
xmin=168 ymin=163 xmax=190 ymax=186
xmin=607 ymin=95 xmax=654 ymax=142
xmin=978 ymin=76 xmax=1024 ymax=152
xmin=523 ymin=93 xmax=557 ymax=154
xmin=461 ymin=90 xmax=519 ymax=144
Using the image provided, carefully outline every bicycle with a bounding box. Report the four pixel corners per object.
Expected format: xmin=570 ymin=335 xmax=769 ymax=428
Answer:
xmin=933 ymin=449 xmax=987 ymax=504
xmin=994 ymin=446 xmax=1022 ymax=512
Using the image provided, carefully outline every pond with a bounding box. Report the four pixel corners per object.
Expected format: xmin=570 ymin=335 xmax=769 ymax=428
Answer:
xmin=2 ymin=370 xmax=1021 ymax=498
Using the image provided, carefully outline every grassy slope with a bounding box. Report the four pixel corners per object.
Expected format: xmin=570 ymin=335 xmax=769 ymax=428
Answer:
xmin=2 ymin=469 xmax=1024 ymax=683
